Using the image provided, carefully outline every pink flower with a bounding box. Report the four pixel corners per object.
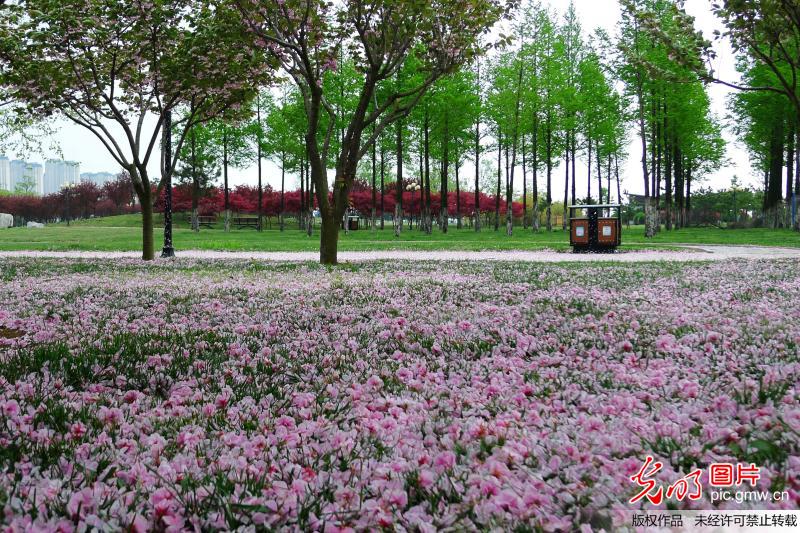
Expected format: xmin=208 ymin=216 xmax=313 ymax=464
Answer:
xmin=434 ymin=451 xmax=456 ymax=471
xmin=2 ymin=399 xmax=20 ymax=417
xmin=385 ymin=489 xmax=408 ymax=508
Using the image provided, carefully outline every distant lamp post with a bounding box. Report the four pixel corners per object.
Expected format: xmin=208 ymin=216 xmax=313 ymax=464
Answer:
xmin=406 ymin=182 xmax=421 ymax=229
xmin=62 ymin=182 xmax=76 ymax=226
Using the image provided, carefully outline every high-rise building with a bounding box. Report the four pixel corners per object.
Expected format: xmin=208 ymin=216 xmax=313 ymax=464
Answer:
xmin=80 ymin=171 xmax=115 ymax=187
xmin=9 ymin=161 xmax=44 ymax=195
xmin=0 ymin=156 xmax=9 ymax=192
xmin=44 ymin=159 xmax=81 ymax=194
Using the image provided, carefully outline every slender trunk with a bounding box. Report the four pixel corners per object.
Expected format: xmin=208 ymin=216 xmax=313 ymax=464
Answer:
xmin=546 ymin=113 xmax=552 ymax=232
xmin=280 ymin=151 xmax=286 ymax=231
xmin=456 ymin=162 xmax=462 ymax=229
xmin=191 ymin=129 xmax=199 ymax=233
xmin=766 ymin=119 xmax=785 ymax=227
xmin=635 ymin=73 xmax=653 ymax=237
xmin=380 ymin=147 xmax=385 ymax=230
xmin=786 ymin=119 xmax=795 ymax=207
xmin=474 ymin=110 xmax=481 ymax=232
xmin=223 ymin=130 xmax=231 ymax=233
xmin=441 ymin=112 xmax=450 ymax=233
xmin=653 ymin=96 xmax=661 ymax=233
xmin=495 ymin=128 xmax=501 ymax=231
xmin=161 ymin=110 xmax=174 ymax=257
xmin=685 ymin=164 xmax=692 ymax=225
xmin=425 ymin=106 xmax=432 ymax=234
xmin=299 ymin=156 xmax=306 ymax=230
xmin=307 ymin=174 xmax=313 ymax=237
xmin=665 ymin=135 xmax=673 ymax=231
xmin=256 ymin=104 xmax=263 ymax=232
xmin=596 ymin=142 xmax=602 ymax=206
xmin=563 ymin=130 xmax=569 ymax=231
xmin=395 ymin=121 xmax=403 ymax=237
xmin=522 ymin=134 xmax=527 ymax=229
xmin=587 ymin=137 xmax=592 ymax=202
xmin=606 ymin=155 xmax=611 ymax=205
xmin=796 ymin=122 xmax=800 ymax=230
xmin=615 ymin=152 xmax=621 ymax=205
xmin=371 ymin=134 xmax=377 ymax=231
xmin=506 ymin=142 xmax=513 ymax=237
xmin=533 ymin=114 xmax=540 ymax=232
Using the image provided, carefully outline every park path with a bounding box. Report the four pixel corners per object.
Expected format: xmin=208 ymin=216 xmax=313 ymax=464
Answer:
xmin=0 ymin=245 xmax=799 ymax=262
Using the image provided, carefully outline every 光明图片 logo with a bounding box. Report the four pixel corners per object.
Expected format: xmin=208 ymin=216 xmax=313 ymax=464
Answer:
xmin=629 ymin=456 xmax=788 ymax=505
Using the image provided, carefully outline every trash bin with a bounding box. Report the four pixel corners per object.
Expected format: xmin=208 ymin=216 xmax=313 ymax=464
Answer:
xmin=569 ymin=204 xmax=621 ymax=252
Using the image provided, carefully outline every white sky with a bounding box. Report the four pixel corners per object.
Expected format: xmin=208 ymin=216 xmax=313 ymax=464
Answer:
xmin=20 ymin=0 xmax=754 ymax=196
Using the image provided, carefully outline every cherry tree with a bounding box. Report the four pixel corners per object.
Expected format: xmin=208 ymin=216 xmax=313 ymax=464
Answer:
xmin=0 ymin=0 xmax=271 ymax=259
xmin=237 ymin=0 xmax=514 ymax=264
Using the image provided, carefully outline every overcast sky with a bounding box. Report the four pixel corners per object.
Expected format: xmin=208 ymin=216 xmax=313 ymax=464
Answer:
xmin=18 ymin=0 xmax=754 ymax=196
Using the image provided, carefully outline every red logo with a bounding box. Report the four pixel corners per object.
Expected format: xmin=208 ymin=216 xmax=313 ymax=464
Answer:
xmin=629 ymin=457 xmax=760 ymax=504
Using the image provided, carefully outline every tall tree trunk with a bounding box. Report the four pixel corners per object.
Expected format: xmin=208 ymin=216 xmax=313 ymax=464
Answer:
xmin=299 ymin=155 xmax=306 ymax=230
xmin=380 ymin=147 xmax=385 ymax=230
xmin=533 ymin=115 xmax=540 ymax=232
xmin=665 ymin=130 xmax=673 ymax=231
xmin=653 ymin=96 xmax=661 ymax=234
xmin=795 ymin=124 xmax=800 ymax=230
xmin=191 ymin=129 xmax=199 ymax=233
xmin=766 ymin=120 xmax=785 ymax=227
xmin=596 ymin=142 xmax=602 ymax=206
xmin=587 ymin=137 xmax=592 ymax=202
xmin=563 ymin=130 xmax=569 ymax=231
xmin=546 ymin=113 xmax=552 ymax=232
xmin=371 ymin=135 xmax=377 ymax=232
xmin=474 ymin=111 xmax=481 ymax=232
xmin=256 ymin=104 xmax=263 ymax=232
xmin=161 ymin=110 xmax=174 ymax=257
xmin=615 ymin=152 xmax=621 ymax=205
xmin=456 ymin=161 xmax=462 ymax=229
xmin=635 ymin=74 xmax=653 ymax=237
xmin=495 ymin=127 xmax=501 ymax=231
xmin=307 ymin=171 xmax=313 ymax=237
xmin=674 ymin=143 xmax=684 ymax=229
xmin=522 ymin=134 xmax=528 ymax=229
xmin=606 ymin=155 xmax=611 ymax=205
xmin=395 ymin=121 xmax=403 ymax=237
xmin=223 ymin=130 xmax=231 ymax=233
xmin=441 ymin=113 xmax=449 ymax=233
xmin=685 ymin=164 xmax=692 ymax=225
xmin=505 ymin=140 xmax=512 ymax=236
xmin=425 ymin=106 xmax=433 ymax=234
xmin=786 ymin=119 xmax=795 ymax=225
xmin=280 ymin=151 xmax=286 ymax=231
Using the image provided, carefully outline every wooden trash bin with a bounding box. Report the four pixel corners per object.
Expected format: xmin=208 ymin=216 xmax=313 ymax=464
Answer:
xmin=569 ymin=204 xmax=622 ymax=252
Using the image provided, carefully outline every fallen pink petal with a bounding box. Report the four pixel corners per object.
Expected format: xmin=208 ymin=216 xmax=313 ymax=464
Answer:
xmin=0 ymin=258 xmax=797 ymax=531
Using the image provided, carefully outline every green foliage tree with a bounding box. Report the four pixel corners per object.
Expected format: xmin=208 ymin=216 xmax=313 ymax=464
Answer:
xmin=237 ymin=0 xmax=512 ymax=264
xmin=0 ymin=0 xmax=270 ymax=259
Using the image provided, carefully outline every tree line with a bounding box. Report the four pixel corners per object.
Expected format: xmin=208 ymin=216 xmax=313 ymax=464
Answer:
xmin=1 ymin=0 xmax=795 ymax=263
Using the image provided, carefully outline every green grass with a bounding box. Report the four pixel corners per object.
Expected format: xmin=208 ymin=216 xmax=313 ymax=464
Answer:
xmin=0 ymin=214 xmax=798 ymax=252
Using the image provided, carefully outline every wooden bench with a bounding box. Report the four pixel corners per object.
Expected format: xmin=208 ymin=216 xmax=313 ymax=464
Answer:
xmin=197 ymin=215 xmax=217 ymax=228
xmin=232 ymin=216 xmax=260 ymax=229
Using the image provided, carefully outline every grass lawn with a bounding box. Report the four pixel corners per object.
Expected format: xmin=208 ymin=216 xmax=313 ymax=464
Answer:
xmin=1 ymin=213 xmax=799 ymax=252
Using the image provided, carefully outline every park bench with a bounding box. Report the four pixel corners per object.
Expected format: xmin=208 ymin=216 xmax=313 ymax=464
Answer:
xmin=233 ymin=216 xmax=260 ymax=229
xmin=197 ymin=215 xmax=217 ymax=228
